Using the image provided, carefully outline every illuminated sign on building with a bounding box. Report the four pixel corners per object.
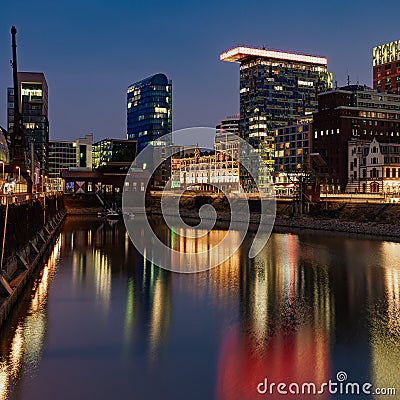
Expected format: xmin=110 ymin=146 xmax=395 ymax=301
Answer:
xmin=220 ymin=46 xmax=328 ymax=66
xmin=373 ymin=40 xmax=400 ymax=66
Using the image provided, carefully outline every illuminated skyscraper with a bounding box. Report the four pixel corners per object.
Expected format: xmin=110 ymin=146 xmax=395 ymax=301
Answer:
xmin=7 ymin=72 xmax=49 ymax=172
xmin=220 ymin=46 xmax=332 ymax=171
xmin=373 ymin=40 xmax=400 ymax=93
xmin=127 ymin=73 xmax=172 ymax=153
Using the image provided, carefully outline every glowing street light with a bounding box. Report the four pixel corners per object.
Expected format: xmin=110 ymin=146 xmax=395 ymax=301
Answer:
xmin=16 ymin=166 xmax=20 ymax=193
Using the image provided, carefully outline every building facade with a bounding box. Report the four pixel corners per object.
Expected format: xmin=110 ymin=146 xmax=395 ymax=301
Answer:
xmin=273 ymin=120 xmax=312 ymax=197
xmin=312 ymin=85 xmax=400 ymax=193
xmin=220 ymin=46 xmax=332 ymax=171
xmin=347 ymin=138 xmax=400 ymax=195
xmin=216 ymin=115 xmax=240 ymax=135
xmin=179 ymin=147 xmax=239 ymax=192
xmin=48 ymin=134 xmax=93 ymax=179
xmin=152 ymin=144 xmax=183 ymax=189
xmin=7 ymin=72 xmax=49 ymax=172
xmin=0 ymin=128 xmax=9 ymax=164
xmin=127 ymin=73 xmax=172 ymax=152
xmin=373 ymin=40 xmax=400 ymax=93
xmin=274 ymin=120 xmax=312 ymax=172
xmin=92 ymin=138 xmax=137 ymax=169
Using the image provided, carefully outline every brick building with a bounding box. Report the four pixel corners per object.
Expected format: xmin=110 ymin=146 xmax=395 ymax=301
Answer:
xmin=312 ymin=85 xmax=400 ymax=193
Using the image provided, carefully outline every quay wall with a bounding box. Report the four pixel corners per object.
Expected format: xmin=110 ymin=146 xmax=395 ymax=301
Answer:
xmin=0 ymin=195 xmax=66 ymax=329
xmin=147 ymin=192 xmax=400 ymax=239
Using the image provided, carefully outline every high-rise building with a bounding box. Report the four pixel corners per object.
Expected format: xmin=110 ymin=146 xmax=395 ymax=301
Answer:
xmin=7 ymin=72 xmax=49 ymax=172
xmin=48 ymin=134 xmax=93 ymax=180
xmin=312 ymin=85 xmax=400 ymax=193
xmin=373 ymin=40 xmax=400 ymax=93
xmin=220 ymin=46 xmax=332 ymax=171
xmin=127 ymin=73 xmax=172 ymax=152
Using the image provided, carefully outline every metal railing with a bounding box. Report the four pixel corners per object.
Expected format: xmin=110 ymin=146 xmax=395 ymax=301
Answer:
xmin=0 ymin=191 xmax=63 ymax=205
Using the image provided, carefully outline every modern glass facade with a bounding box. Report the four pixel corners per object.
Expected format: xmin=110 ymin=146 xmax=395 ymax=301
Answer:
xmin=221 ymin=47 xmax=332 ymax=172
xmin=127 ymin=73 xmax=172 ymax=152
xmin=274 ymin=122 xmax=311 ymax=172
xmin=92 ymin=139 xmax=137 ymax=169
xmin=7 ymin=72 xmax=49 ymax=172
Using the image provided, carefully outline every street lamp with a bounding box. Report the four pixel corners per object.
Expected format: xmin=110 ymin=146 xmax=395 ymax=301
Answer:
xmin=16 ymin=166 xmax=20 ymax=193
xmin=41 ymin=174 xmax=44 ymax=193
xmin=27 ymin=170 xmax=30 ymax=194
xmin=0 ymin=161 xmax=4 ymax=181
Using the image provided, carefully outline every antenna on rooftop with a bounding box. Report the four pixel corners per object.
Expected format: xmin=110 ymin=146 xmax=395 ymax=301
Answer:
xmin=347 ymin=71 xmax=350 ymax=86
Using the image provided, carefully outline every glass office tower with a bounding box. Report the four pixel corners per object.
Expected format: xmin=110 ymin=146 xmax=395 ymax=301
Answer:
xmin=127 ymin=73 xmax=172 ymax=153
xmin=220 ymin=46 xmax=332 ymax=173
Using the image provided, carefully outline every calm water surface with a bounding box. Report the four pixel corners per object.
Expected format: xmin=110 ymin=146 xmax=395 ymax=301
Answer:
xmin=0 ymin=216 xmax=399 ymax=400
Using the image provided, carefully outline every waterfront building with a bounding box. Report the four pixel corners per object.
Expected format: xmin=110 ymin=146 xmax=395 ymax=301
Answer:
xmin=127 ymin=73 xmax=172 ymax=153
xmin=312 ymin=84 xmax=400 ymax=193
xmin=61 ymin=166 xmax=150 ymax=195
xmin=274 ymin=119 xmax=312 ymax=172
xmin=92 ymin=138 xmax=137 ymax=169
xmin=61 ymin=138 xmax=139 ymax=194
xmin=273 ymin=119 xmax=312 ymax=197
xmin=347 ymin=138 xmax=400 ymax=195
xmin=48 ymin=134 xmax=93 ymax=180
xmin=373 ymin=40 xmax=400 ymax=93
xmin=220 ymin=46 xmax=332 ymax=171
xmin=7 ymin=72 xmax=49 ymax=172
xmin=178 ymin=133 xmax=240 ymax=192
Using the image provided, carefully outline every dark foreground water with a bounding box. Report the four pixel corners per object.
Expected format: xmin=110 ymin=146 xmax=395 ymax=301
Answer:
xmin=0 ymin=217 xmax=399 ymax=400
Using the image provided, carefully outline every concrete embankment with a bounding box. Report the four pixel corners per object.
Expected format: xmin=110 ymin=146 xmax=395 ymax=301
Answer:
xmin=63 ymin=193 xmax=103 ymax=215
xmin=0 ymin=195 xmax=66 ymax=329
xmin=147 ymin=192 xmax=400 ymax=240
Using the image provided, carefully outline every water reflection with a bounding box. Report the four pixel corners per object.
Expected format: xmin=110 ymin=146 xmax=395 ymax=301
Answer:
xmin=0 ymin=235 xmax=61 ymax=400
xmin=216 ymin=233 xmax=334 ymax=400
xmin=0 ymin=218 xmax=399 ymax=400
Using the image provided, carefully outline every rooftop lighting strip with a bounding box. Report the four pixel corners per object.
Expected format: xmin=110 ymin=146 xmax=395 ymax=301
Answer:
xmin=220 ymin=46 xmax=328 ymax=65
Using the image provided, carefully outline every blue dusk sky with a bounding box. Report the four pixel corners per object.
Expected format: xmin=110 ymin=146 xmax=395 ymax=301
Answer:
xmin=1 ymin=0 xmax=399 ymax=141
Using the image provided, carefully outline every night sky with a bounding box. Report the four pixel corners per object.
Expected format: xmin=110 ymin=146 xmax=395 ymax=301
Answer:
xmin=1 ymin=0 xmax=399 ymax=141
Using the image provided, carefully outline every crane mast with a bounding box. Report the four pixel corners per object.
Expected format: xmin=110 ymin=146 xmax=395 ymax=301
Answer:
xmin=9 ymin=26 xmax=32 ymax=194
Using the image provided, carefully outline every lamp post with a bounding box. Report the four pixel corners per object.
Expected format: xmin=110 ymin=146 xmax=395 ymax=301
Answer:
xmin=27 ymin=169 xmax=30 ymax=194
xmin=34 ymin=172 xmax=37 ymax=194
xmin=0 ymin=161 xmax=4 ymax=181
xmin=16 ymin=166 xmax=20 ymax=193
